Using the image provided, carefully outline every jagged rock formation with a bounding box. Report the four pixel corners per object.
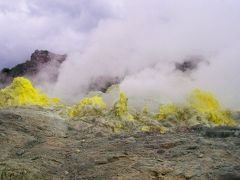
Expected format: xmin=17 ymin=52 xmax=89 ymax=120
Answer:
xmin=0 ymin=50 xmax=121 ymax=93
xmin=175 ymin=56 xmax=206 ymax=73
xmin=88 ymin=76 xmax=122 ymax=93
xmin=0 ymin=50 xmax=66 ymax=87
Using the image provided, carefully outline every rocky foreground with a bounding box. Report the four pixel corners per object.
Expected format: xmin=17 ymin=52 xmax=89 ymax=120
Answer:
xmin=0 ymin=107 xmax=239 ymax=180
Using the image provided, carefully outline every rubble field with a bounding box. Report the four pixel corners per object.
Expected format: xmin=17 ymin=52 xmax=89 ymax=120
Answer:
xmin=0 ymin=107 xmax=239 ymax=180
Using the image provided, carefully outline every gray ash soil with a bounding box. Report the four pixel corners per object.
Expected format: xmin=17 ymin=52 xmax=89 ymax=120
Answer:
xmin=0 ymin=107 xmax=240 ymax=180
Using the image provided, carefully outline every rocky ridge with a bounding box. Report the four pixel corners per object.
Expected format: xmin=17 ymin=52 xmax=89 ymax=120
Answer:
xmin=0 ymin=50 xmax=66 ymax=87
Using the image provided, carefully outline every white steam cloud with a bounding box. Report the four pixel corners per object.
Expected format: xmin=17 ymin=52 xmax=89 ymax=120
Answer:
xmin=1 ymin=0 xmax=240 ymax=108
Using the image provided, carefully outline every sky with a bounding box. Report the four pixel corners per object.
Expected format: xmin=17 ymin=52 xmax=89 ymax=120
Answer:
xmin=0 ymin=0 xmax=122 ymax=67
xmin=0 ymin=0 xmax=240 ymax=108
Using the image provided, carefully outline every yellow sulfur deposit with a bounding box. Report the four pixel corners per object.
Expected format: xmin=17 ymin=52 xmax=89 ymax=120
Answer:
xmin=141 ymin=125 xmax=168 ymax=134
xmin=112 ymin=91 xmax=133 ymax=120
xmin=142 ymin=106 xmax=149 ymax=115
xmin=188 ymin=89 xmax=235 ymax=126
xmin=0 ymin=77 xmax=59 ymax=107
xmin=188 ymin=89 xmax=220 ymax=113
xmin=68 ymin=96 xmax=107 ymax=118
xmin=157 ymin=104 xmax=178 ymax=120
xmin=112 ymin=91 xmax=128 ymax=117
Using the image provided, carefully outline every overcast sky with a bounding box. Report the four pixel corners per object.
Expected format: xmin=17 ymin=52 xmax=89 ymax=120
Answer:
xmin=1 ymin=0 xmax=240 ymax=68
xmin=0 ymin=0 xmax=123 ymax=68
xmin=1 ymin=0 xmax=240 ymax=107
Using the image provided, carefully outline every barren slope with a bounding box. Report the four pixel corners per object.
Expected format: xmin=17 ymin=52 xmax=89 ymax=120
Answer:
xmin=0 ymin=107 xmax=239 ymax=179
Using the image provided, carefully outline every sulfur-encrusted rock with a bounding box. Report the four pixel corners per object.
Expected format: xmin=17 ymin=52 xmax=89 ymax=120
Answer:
xmin=0 ymin=77 xmax=59 ymax=107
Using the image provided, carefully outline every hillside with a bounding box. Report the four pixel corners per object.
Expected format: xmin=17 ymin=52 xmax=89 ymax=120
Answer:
xmin=0 ymin=107 xmax=239 ymax=179
xmin=0 ymin=50 xmax=66 ymax=87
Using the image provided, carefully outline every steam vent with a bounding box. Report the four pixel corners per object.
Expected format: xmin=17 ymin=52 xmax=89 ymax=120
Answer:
xmin=0 ymin=1 xmax=240 ymax=179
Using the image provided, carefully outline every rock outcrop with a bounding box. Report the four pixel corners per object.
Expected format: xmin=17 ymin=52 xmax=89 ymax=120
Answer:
xmin=0 ymin=50 xmax=66 ymax=87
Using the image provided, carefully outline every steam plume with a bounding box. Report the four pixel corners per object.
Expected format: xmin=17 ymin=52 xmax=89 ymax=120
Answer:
xmin=1 ymin=0 xmax=240 ymax=108
xmin=52 ymin=0 xmax=240 ymax=108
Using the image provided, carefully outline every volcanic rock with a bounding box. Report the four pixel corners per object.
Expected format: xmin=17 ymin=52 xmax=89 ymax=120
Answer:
xmin=0 ymin=107 xmax=239 ymax=179
xmin=0 ymin=50 xmax=66 ymax=87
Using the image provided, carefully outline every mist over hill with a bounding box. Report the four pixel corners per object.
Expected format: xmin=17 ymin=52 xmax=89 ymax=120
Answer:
xmin=0 ymin=50 xmax=66 ymax=88
xmin=1 ymin=1 xmax=240 ymax=179
xmin=0 ymin=1 xmax=240 ymax=107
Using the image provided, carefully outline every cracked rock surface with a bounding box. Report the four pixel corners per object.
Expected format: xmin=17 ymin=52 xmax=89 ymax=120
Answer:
xmin=0 ymin=107 xmax=239 ymax=179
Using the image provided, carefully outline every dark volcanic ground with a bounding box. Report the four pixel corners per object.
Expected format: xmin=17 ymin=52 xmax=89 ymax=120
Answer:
xmin=0 ymin=107 xmax=239 ymax=180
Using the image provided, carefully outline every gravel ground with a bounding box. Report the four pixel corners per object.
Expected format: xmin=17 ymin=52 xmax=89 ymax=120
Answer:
xmin=0 ymin=107 xmax=239 ymax=180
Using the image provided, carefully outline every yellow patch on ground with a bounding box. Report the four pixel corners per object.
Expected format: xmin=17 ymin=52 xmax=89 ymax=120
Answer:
xmin=68 ymin=96 xmax=107 ymax=118
xmin=112 ymin=91 xmax=128 ymax=117
xmin=188 ymin=89 xmax=235 ymax=126
xmin=0 ymin=77 xmax=59 ymax=107
xmin=157 ymin=104 xmax=178 ymax=120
